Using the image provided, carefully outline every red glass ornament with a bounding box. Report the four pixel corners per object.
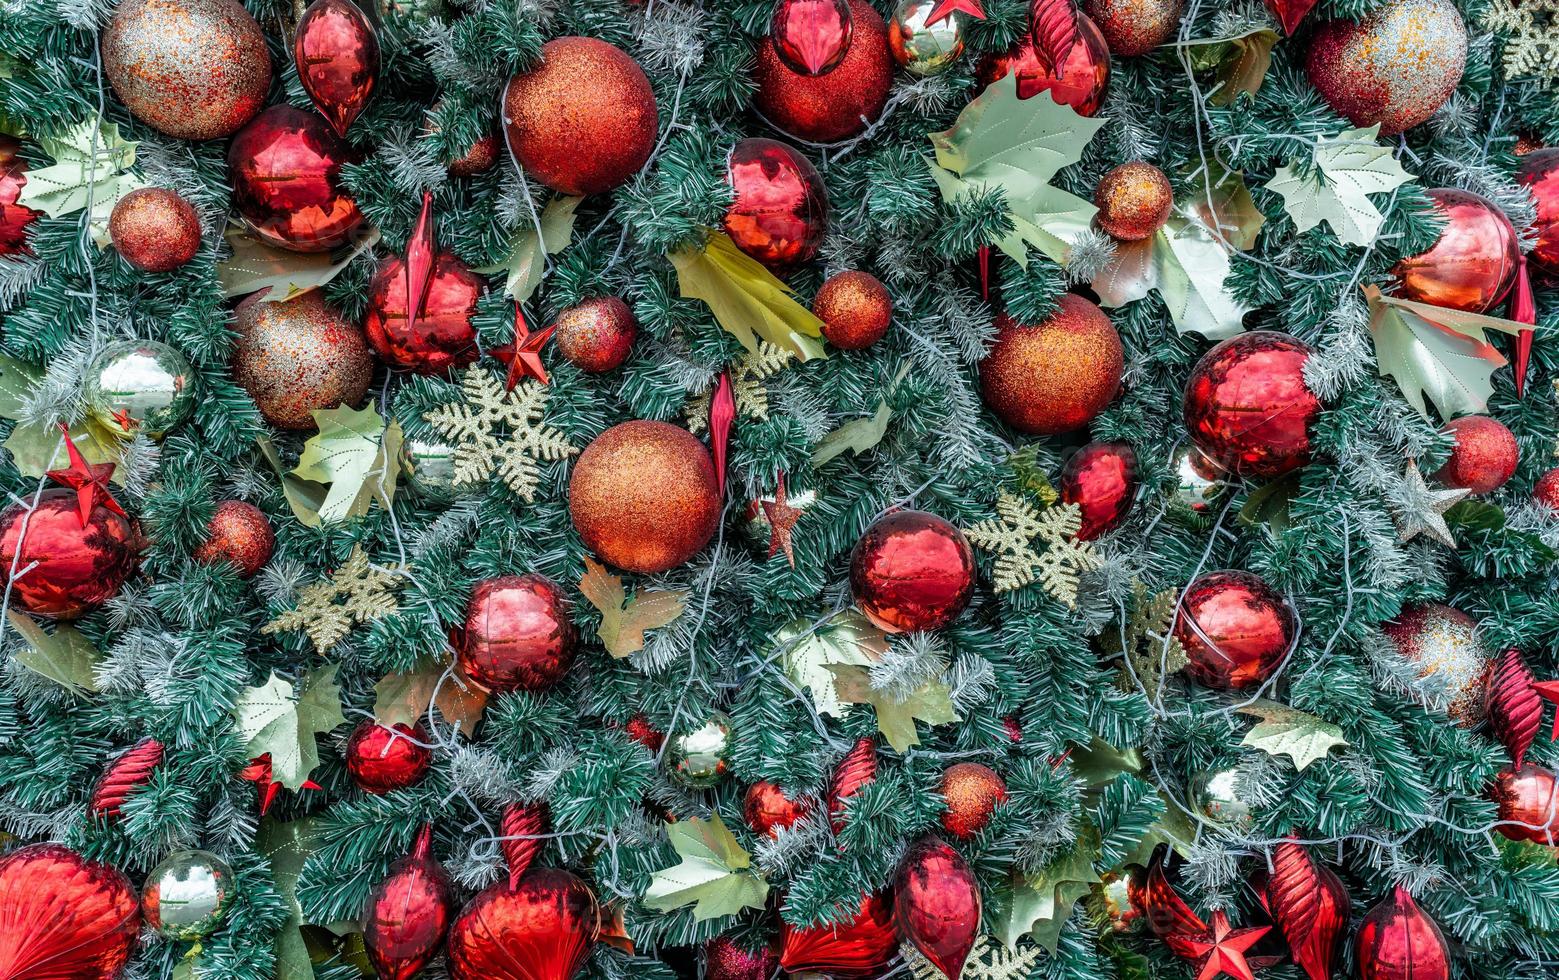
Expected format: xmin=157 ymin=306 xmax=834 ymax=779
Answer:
xmin=1391 ymin=188 xmax=1519 ymax=313
xmin=1163 ymin=909 xmax=1269 ymax=980
xmin=1519 ymin=149 xmax=1559 ymax=282
xmin=1305 ymin=0 xmax=1466 ymax=137
xmin=500 ymin=801 xmax=549 ymax=887
xmin=1490 ymin=762 xmax=1559 ymax=844
xmin=1433 ymin=415 xmax=1517 ymax=496
xmin=744 ymin=780 xmax=813 ymax=838
xmin=229 ymin=105 xmax=364 ymax=252
xmin=771 ymin=0 xmax=854 ymax=76
xmin=850 ymin=510 xmax=975 ymax=633
xmin=938 ymin=762 xmax=1008 ymax=839
xmin=108 ymin=187 xmax=201 ymax=272
xmin=446 ymin=868 xmax=599 ymax=980
xmin=294 ymin=0 xmax=380 ymax=137
xmin=363 ymin=251 xmax=482 ymax=374
xmin=1262 ymin=840 xmax=1348 ymax=980
xmin=828 ymin=736 xmax=878 ymax=836
xmin=815 ymin=270 xmax=892 ymax=349
xmin=365 ymin=826 xmax=455 ymax=980
xmin=1487 ymin=650 xmax=1542 ymax=767
xmin=0 ymin=136 xmax=40 ymax=257
xmin=705 ymin=933 xmax=778 ymax=980
xmin=1183 ymin=330 xmax=1318 ymax=480
xmin=724 ymin=138 xmax=829 ymax=273
xmin=1263 ymin=0 xmax=1315 ymax=34
xmin=193 ymin=500 xmax=275 ymax=578
xmin=0 ymin=843 xmax=140 ymax=980
xmin=977 ymin=10 xmax=1111 ymax=115
xmin=347 ymin=721 xmax=432 ymax=794
xmin=1355 ymin=886 xmax=1450 ymax=980
xmin=1060 ymin=441 xmax=1137 ymax=540
xmin=754 ymin=0 xmax=893 ymax=143
xmin=405 ymin=189 xmax=438 ymax=330
xmin=89 ymin=737 xmax=165 ymax=820
xmin=0 ymin=487 xmax=141 ymax=619
xmin=893 ymin=836 xmax=980 ymax=980
xmin=1173 ymin=570 xmax=1295 ymax=690
xmin=779 ymin=890 xmax=898 ymax=978
xmin=1534 ymin=467 xmax=1559 ymax=512
xmin=1132 ymin=848 xmax=1206 ymax=939
xmin=553 ymin=297 xmax=637 ymax=373
xmin=980 ymin=296 xmax=1124 ymax=436
xmin=459 ymin=574 xmax=578 ymax=693
xmin=709 ymin=371 xmax=735 ymax=497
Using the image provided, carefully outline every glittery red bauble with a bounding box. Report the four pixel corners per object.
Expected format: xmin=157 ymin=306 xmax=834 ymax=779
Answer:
xmin=1518 ymin=149 xmax=1559 ymax=283
xmin=1183 ymin=331 xmax=1318 ymax=479
xmin=1094 ymin=162 xmax=1172 ymax=241
xmin=0 ymin=136 xmax=40 ymax=257
xmin=1534 ymin=467 xmax=1559 ymax=511
xmin=980 ymin=295 xmax=1123 ymax=436
xmin=108 ymin=187 xmax=201 ymax=272
xmin=503 ymin=37 xmax=658 ymax=196
xmin=229 ymin=105 xmax=365 ymax=252
xmin=1381 ymin=603 xmax=1492 ymax=726
xmin=779 ymin=890 xmax=898 ymax=978
xmin=1305 ymin=0 xmax=1466 ymax=137
xmin=1391 ymin=188 xmax=1520 ymax=313
xmin=0 ymin=488 xmax=141 ymax=619
xmin=1490 ymin=763 xmax=1559 ymax=844
xmin=294 ymin=0 xmax=380 ymax=137
xmin=1082 ymin=0 xmax=1184 ymax=56
xmin=828 ymin=736 xmax=878 ymax=835
xmin=193 ymin=500 xmax=275 ymax=577
xmin=705 ymin=934 xmax=779 ymax=980
xmin=938 ymin=762 xmax=1008 ymax=839
xmin=1262 ymin=840 xmax=1349 ymax=980
xmin=346 ymin=720 xmax=432 ymax=794
xmin=1173 ymin=570 xmax=1295 ymax=690
xmin=365 ymin=827 xmax=455 ymax=980
xmin=624 ymin=713 xmax=664 ymax=751
xmin=754 ymin=0 xmax=893 ymax=143
xmin=362 ymin=251 xmax=482 ymax=374
xmin=815 ymin=270 xmax=892 ymax=349
xmin=554 ymin=297 xmax=637 ymax=373
xmin=850 ymin=510 xmax=975 ymax=633
xmin=724 ymin=138 xmax=829 ymax=273
xmin=744 ymin=780 xmax=812 ymax=838
xmin=893 ymin=836 xmax=980 ymax=980
xmin=772 ymin=0 xmax=854 ymax=76
xmin=448 ymin=131 xmax=499 ymax=177
xmin=459 ymin=574 xmax=578 ymax=693
xmin=568 ymin=421 xmax=721 ymax=574
xmin=977 ymin=11 xmax=1111 ymax=115
xmin=1060 ymin=441 xmax=1137 ymax=540
xmin=1434 ymin=415 xmax=1517 ymax=495
xmin=446 ymin=868 xmax=599 ymax=980
xmin=101 ymin=0 xmax=270 ymax=141
xmin=1355 ymin=886 xmax=1450 ymax=980
xmin=89 ymin=737 xmax=165 ymax=820
xmin=233 ymin=291 xmax=375 ymax=429
xmin=0 ymin=843 xmax=141 ymax=980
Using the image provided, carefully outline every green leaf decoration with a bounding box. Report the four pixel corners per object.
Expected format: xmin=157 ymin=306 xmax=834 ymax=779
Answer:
xmin=219 ymin=225 xmax=381 ymax=302
xmin=290 ymin=405 xmax=403 ymax=525
xmin=1237 ymin=698 xmax=1349 ymax=771
xmin=0 ymin=354 xmax=41 ymax=418
xmin=826 ymin=664 xmax=960 ymax=752
xmin=1266 ymin=125 xmax=1416 ymax=246
xmin=475 ymin=195 xmax=583 ymax=302
xmin=1364 ymin=285 xmax=1527 ymax=421
xmin=7 ymin=611 xmax=99 ymax=695
xmin=577 ymin=556 xmax=689 ymax=658
xmin=235 ymin=667 xmax=348 ymax=790
xmin=779 ymin=611 xmax=889 ymax=717
xmin=15 ymin=120 xmax=146 ymax=244
xmin=259 ymin=817 xmax=326 ymax=980
xmin=1179 ymin=28 xmax=1279 ymax=105
xmin=670 ymin=230 xmax=827 ymax=361
xmin=999 ymin=832 xmax=1100 ymax=951
xmin=812 ymin=362 xmax=910 ymax=467
xmin=372 ymin=668 xmax=437 ymax=729
xmin=1238 ymin=471 xmax=1303 ymax=533
xmin=643 ymin=813 xmax=769 ymax=921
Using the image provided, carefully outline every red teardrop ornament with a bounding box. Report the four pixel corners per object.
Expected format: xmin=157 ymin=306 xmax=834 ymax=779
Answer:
xmin=364 ymin=826 xmax=455 ymax=980
xmin=1486 ymin=648 xmax=1542 ymax=767
xmin=893 ymin=836 xmax=980 ymax=980
xmin=1355 ymin=886 xmax=1449 ymax=980
xmin=779 ymin=890 xmax=898 ymax=978
xmin=1262 ymin=840 xmax=1349 ymax=980
xmin=0 ymin=843 xmax=141 ymax=980
xmin=827 ymin=736 xmax=878 ymax=836
xmin=501 ymin=801 xmax=549 ymax=887
xmin=445 ymin=868 xmax=600 ymax=980
xmin=294 ymin=0 xmax=380 ymax=137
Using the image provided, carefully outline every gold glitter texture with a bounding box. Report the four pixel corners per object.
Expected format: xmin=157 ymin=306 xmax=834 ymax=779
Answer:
xmin=1305 ymin=0 xmax=1467 ymax=136
xmin=233 ymin=292 xmax=374 ymax=431
xmin=1093 ymin=162 xmax=1172 ymax=241
xmin=1082 ymin=0 xmax=1185 ymax=57
xmin=108 ymin=188 xmax=201 ymax=273
xmin=978 ymin=294 xmax=1123 ymax=435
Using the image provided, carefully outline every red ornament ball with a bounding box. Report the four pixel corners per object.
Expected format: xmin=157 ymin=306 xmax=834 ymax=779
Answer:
xmin=569 ymin=421 xmax=721 ymax=574
xmin=771 ymin=0 xmax=854 ymax=76
xmin=1382 ymin=603 xmax=1492 ymax=726
xmin=553 ymin=297 xmax=637 ymax=373
xmin=706 ymin=934 xmax=779 ymax=980
xmin=744 ymin=780 xmax=812 ymax=838
xmin=780 ymin=889 xmax=898 ymax=977
xmin=0 ymin=488 xmax=141 ymax=619
xmin=978 ymin=12 xmax=1111 ymax=115
xmin=1518 ymin=149 xmax=1559 ymax=282
xmin=362 ymin=251 xmax=482 ymax=374
xmin=624 ymin=713 xmax=664 ymax=751
xmin=108 ymin=187 xmax=201 ymax=272
xmin=293 ymin=0 xmax=380 ymax=138
xmin=503 ymin=37 xmax=658 ymax=196
xmin=1391 ymin=188 xmax=1520 ymax=313
xmin=0 ymin=136 xmax=41 ymax=257
xmin=814 ymin=270 xmax=892 ymax=349
xmin=1533 ymin=467 xmax=1559 ymax=511
xmin=1173 ymin=570 xmax=1296 ymax=690
xmin=724 ymin=138 xmax=829 ymax=273
xmin=0 ymin=844 xmax=141 ymax=980
xmin=1355 ymin=887 xmax=1450 ymax=980
xmin=1082 ymin=0 xmax=1185 ymax=56
xmin=1094 ymin=162 xmax=1172 ymax=241
xmin=346 ymin=721 xmax=432 ymax=794
xmin=850 ymin=509 xmax=975 ymax=633
xmin=446 ymin=869 xmax=599 ymax=980
xmin=1060 ymin=441 xmax=1137 ymax=540
xmin=233 ymin=291 xmax=375 ymax=430
xmin=1305 ymin=0 xmax=1466 ymax=136
xmin=1183 ymin=331 xmax=1319 ymax=479
xmin=980 ymin=294 xmax=1123 ymax=436
xmin=893 ymin=836 xmax=981 ymax=980
xmin=447 ymin=130 xmax=499 ymax=178
xmin=1489 ymin=763 xmax=1559 ymax=844
xmin=364 ymin=828 xmax=455 ymax=980
xmin=228 ymin=104 xmax=364 ymax=252
xmin=1434 ymin=415 xmax=1518 ymax=496
xmin=193 ymin=500 xmax=275 ymax=577
xmin=754 ymin=0 xmax=893 ymax=143
xmin=460 ymin=574 xmax=579 ymax=694
xmin=938 ymin=762 xmax=1008 ymax=839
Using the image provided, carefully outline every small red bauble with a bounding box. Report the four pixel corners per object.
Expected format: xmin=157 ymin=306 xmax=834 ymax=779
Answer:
xmin=228 ymin=104 xmax=364 ymax=253
xmin=89 ymin=737 xmax=166 ymax=821
xmin=1534 ymin=467 xmax=1559 ymax=511
xmin=938 ymin=762 xmax=1008 ymax=839
xmin=193 ymin=500 xmax=275 ymax=578
xmin=980 ymin=294 xmax=1124 ymax=436
xmin=1305 ymin=0 xmax=1466 ymax=137
xmin=1082 ymin=0 xmax=1184 ymax=56
xmin=233 ymin=291 xmax=375 ymax=430
xmin=448 ymin=131 xmax=499 ymax=178
xmin=1262 ymin=840 xmax=1349 ymax=980
xmin=1381 ymin=603 xmax=1491 ymax=726
xmin=744 ymin=780 xmax=812 ymax=838
xmin=779 ymin=890 xmax=898 ymax=978
xmin=446 ymin=868 xmax=599 ymax=980
xmin=108 ymin=187 xmax=201 ymax=272
xmin=724 ymin=138 xmax=829 ymax=273
xmin=705 ymin=933 xmax=779 ymax=980
xmin=347 ymin=721 xmax=432 ymax=794
xmin=460 ymin=574 xmax=578 ymax=693
xmin=1490 ymin=763 xmax=1559 ymax=844
xmin=1173 ymin=570 xmax=1295 ymax=690
xmin=365 ymin=826 xmax=455 ymax=980
xmin=1434 ymin=415 xmax=1517 ymax=496
xmin=1391 ymin=188 xmax=1520 ymax=313
xmin=0 ymin=488 xmax=141 ymax=619
xmin=294 ymin=0 xmax=380 ymax=137
xmin=850 ymin=510 xmax=975 ymax=633
xmin=363 ymin=251 xmax=482 ymax=374
xmin=1060 ymin=441 xmax=1137 ymax=540
xmin=1094 ymin=162 xmax=1172 ymax=241
xmin=771 ymin=0 xmax=854 ymax=76
xmin=1518 ymin=149 xmax=1559 ymax=282
xmin=503 ymin=37 xmax=658 ymax=196
xmin=754 ymin=0 xmax=893 ymax=143
xmin=1355 ymin=886 xmax=1450 ymax=980
xmin=814 ymin=270 xmax=892 ymax=349
xmin=0 ymin=845 xmax=141 ymax=979
xmin=977 ymin=11 xmax=1111 ymax=115
xmin=1183 ymin=330 xmax=1319 ymax=479
xmin=624 ymin=713 xmax=664 ymax=751
xmin=893 ymin=836 xmax=980 ymax=980
xmin=553 ymin=297 xmax=637 ymax=373
xmin=0 ymin=136 xmax=41 ymax=257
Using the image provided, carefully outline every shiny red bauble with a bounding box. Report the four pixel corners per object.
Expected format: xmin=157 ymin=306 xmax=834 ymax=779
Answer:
xmin=1060 ymin=441 xmax=1137 ymax=540
xmin=0 ymin=136 xmax=40 ymax=257
xmin=815 ymin=270 xmax=892 ymax=349
xmin=1305 ymin=0 xmax=1466 ymax=137
xmin=553 ymin=297 xmax=637 ymax=373
xmin=980 ymin=295 xmax=1124 ymax=436
xmin=771 ymin=0 xmax=854 ymax=76
xmin=754 ymin=0 xmax=893 ymax=143
xmin=1183 ymin=330 xmax=1319 ymax=480
xmin=1391 ymin=188 xmax=1520 ymax=313
xmin=1262 ymin=840 xmax=1349 ymax=980
xmin=705 ymin=933 xmax=779 ymax=980
xmin=363 ymin=251 xmax=482 ymax=374
xmin=724 ymin=138 xmax=829 ymax=273
xmin=0 ymin=843 xmax=141 ymax=980
xmin=503 ymin=37 xmax=658 ymax=196
xmin=1434 ymin=415 xmax=1518 ymax=496
xmin=1534 ymin=467 xmax=1559 ymax=512
xmin=893 ymin=836 xmax=980 ymax=980
xmin=779 ymin=890 xmax=898 ymax=977
xmin=446 ymin=868 xmax=599 ymax=980
xmin=460 ymin=574 xmax=578 ymax=693
xmin=1490 ymin=763 xmax=1559 ymax=844
xmin=0 ymin=488 xmax=141 ymax=619
xmin=228 ymin=104 xmax=364 ymax=253
xmin=938 ymin=762 xmax=1008 ymax=839
xmin=193 ymin=500 xmax=275 ymax=577
xmin=1173 ymin=570 xmax=1295 ymax=690
xmin=108 ymin=187 xmax=201 ymax=272
xmin=1518 ymin=149 xmax=1559 ymax=282
xmin=1355 ymin=886 xmax=1450 ymax=980
xmin=346 ymin=721 xmax=432 ymax=794
xmin=294 ymin=0 xmax=380 ymax=137
xmin=744 ymin=780 xmax=813 ymax=838
xmin=850 ymin=510 xmax=975 ymax=633
xmin=977 ymin=11 xmax=1111 ymax=115
xmin=365 ymin=827 xmax=455 ymax=980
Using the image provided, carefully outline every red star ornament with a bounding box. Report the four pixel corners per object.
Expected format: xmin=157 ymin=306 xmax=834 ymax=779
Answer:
xmin=46 ymin=424 xmax=125 ymax=527
xmin=1532 ymin=679 xmax=1559 ymax=741
xmin=1165 ymin=910 xmax=1270 ymax=980
xmin=926 ymin=0 xmax=985 ymax=25
xmin=761 ymin=472 xmax=803 ymax=567
xmin=491 ymin=303 xmax=556 ymax=389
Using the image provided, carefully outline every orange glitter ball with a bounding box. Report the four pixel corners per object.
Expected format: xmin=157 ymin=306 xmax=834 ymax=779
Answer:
xmin=1081 ymin=0 xmax=1184 ymax=56
xmin=938 ymin=762 xmax=1008 ymax=839
xmin=108 ymin=187 xmax=201 ymax=272
xmin=1094 ymin=162 xmax=1172 ymax=242
xmin=979 ymin=294 xmax=1123 ymax=436
xmin=814 ymin=270 xmax=892 ymax=350
xmin=193 ymin=501 xmax=275 ymax=578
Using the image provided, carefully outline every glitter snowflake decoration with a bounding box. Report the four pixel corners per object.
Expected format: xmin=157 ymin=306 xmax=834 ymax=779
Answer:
xmin=687 ymin=341 xmax=792 ymax=433
xmin=262 ymin=546 xmax=401 ymax=653
xmin=965 ymin=492 xmax=1099 ymax=605
xmin=903 ymin=937 xmax=1041 ymax=980
xmin=423 ymin=365 xmax=577 ymax=500
xmin=1484 ymin=0 xmax=1559 ymax=87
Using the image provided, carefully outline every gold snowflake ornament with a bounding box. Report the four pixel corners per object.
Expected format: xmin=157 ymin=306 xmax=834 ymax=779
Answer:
xmin=687 ymin=341 xmax=793 ymax=433
xmin=1484 ymin=0 xmax=1559 ymax=86
xmin=966 ymin=492 xmax=1100 ymax=606
xmin=422 ymin=365 xmax=577 ymax=500
xmin=262 ymin=546 xmax=402 ymax=653
xmin=904 ymin=936 xmax=1041 ymax=980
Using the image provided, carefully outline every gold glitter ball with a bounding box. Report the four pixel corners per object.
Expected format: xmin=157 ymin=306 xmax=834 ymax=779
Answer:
xmin=814 ymin=270 xmax=893 ymax=350
xmin=1081 ymin=0 xmax=1185 ymax=57
xmin=1305 ymin=0 xmax=1467 ymax=136
xmin=979 ymin=294 xmax=1123 ymax=436
xmin=1094 ymin=162 xmax=1173 ymax=241
xmin=233 ymin=291 xmax=375 ymax=431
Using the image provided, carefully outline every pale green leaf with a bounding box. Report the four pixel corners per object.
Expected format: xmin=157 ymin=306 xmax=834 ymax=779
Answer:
xmin=998 ymin=837 xmax=1099 ymax=951
xmin=643 ymin=814 xmax=769 ymax=921
xmin=259 ymin=817 xmax=325 ymax=980
xmin=826 ymin=664 xmax=959 ymax=752
xmin=292 ymin=405 xmax=401 ymax=524
xmin=670 ymin=231 xmax=827 ymax=362
xmin=0 ymin=354 xmax=42 ymax=418
xmin=372 ymin=668 xmax=436 ymax=728
xmin=1266 ymin=125 xmax=1415 ymax=246
xmin=16 ymin=120 xmax=146 ymax=244
xmin=7 ymin=611 xmax=99 ymax=695
xmin=811 ymin=399 xmax=893 ymax=467
xmin=1365 ymin=284 xmax=1517 ymax=420
xmin=1237 ymin=698 xmax=1349 ymax=771
xmin=257 ymin=437 xmax=328 ymax=529
xmin=219 ymin=225 xmax=381 ymax=302
xmin=235 ymin=667 xmax=346 ymax=790
xmin=475 ymin=195 xmax=583 ymax=301
xmin=779 ymin=612 xmax=888 ymax=717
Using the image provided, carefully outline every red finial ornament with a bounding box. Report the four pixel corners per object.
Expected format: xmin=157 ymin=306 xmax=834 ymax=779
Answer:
xmin=47 ymin=425 xmax=124 ymax=528
xmin=364 ymin=825 xmax=455 ymax=980
xmin=406 ymin=190 xmax=437 ymax=329
xmin=500 ymin=800 xmax=549 ymax=887
xmin=1030 ymin=0 xmax=1082 ymax=77
xmin=1164 ymin=910 xmax=1270 ymax=980
xmin=1355 ymin=886 xmax=1450 ymax=980
xmin=1261 ymin=839 xmax=1349 ymax=980
xmin=294 ymin=0 xmax=380 ymax=137
xmin=88 ymin=737 xmax=165 ymax=820
xmin=770 ymin=0 xmax=854 ymax=77
xmin=1132 ymin=848 xmax=1207 ymax=939
xmin=1487 ymin=649 xmax=1543 ymax=766
xmin=491 ymin=304 xmax=556 ymax=389
xmin=1510 ymin=254 xmax=1536 ymax=397
xmin=827 ymin=736 xmax=878 ymax=838
xmin=709 ymin=370 xmax=735 ymax=496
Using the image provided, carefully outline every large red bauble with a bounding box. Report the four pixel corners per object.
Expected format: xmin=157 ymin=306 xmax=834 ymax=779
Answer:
xmin=815 ymin=270 xmax=892 ymax=349
xmin=0 ymin=843 xmax=141 ymax=980
xmin=1391 ymin=188 xmax=1520 ymax=313
xmin=724 ymin=138 xmax=829 ymax=273
xmin=1518 ymin=149 xmax=1559 ymax=282
xmin=977 ymin=11 xmax=1111 ymax=115
xmin=771 ymin=0 xmax=854 ymax=76
xmin=234 ymin=291 xmax=375 ymax=429
xmin=0 ymin=136 xmax=40 ymax=257
xmin=744 ymin=780 xmax=812 ymax=838
xmin=553 ymin=297 xmax=637 ymax=373
xmin=228 ymin=104 xmax=364 ymax=252
xmin=365 ymin=827 xmax=455 ymax=980
xmin=362 ymin=252 xmax=482 ymax=374
xmin=980 ymin=294 xmax=1123 ymax=436
xmin=193 ymin=500 xmax=275 ymax=578
xmin=346 ymin=720 xmax=432 ymax=794
xmin=0 ymin=488 xmax=141 ymax=619
xmin=1434 ymin=415 xmax=1517 ymax=496
xmin=1262 ymin=840 xmax=1349 ymax=980
xmin=1355 ymin=886 xmax=1450 ymax=980
xmin=1172 ymin=570 xmax=1295 ymax=690
xmin=1489 ymin=763 xmax=1559 ymax=844
xmin=502 ymin=37 xmax=658 ymax=196
xmin=446 ymin=868 xmax=599 ymax=980
xmin=1060 ymin=441 xmax=1137 ymax=540
xmin=1381 ymin=603 xmax=1491 ymax=726
xmin=705 ymin=933 xmax=779 ymax=980
xmin=779 ymin=890 xmax=898 ymax=978
xmin=460 ymin=574 xmax=578 ymax=693
xmin=294 ymin=0 xmax=380 ymax=137
xmin=1305 ymin=0 xmax=1466 ymax=137
xmin=1183 ymin=331 xmax=1318 ymax=479
xmin=754 ymin=0 xmax=893 ymax=143
xmin=108 ymin=187 xmax=201 ymax=272
xmin=893 ymin=836 xmax=980 ymax=980
xmin=938 ymin=762 xmax=1008 ymax=839
xmin=850 ymin=509 xmax=975 ymax=633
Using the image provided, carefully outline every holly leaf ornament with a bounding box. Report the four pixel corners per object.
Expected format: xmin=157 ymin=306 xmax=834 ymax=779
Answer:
xmin=475 ymin=194 xmax=583 ymax=302
xmin=1364 ymin=285 xmax=1528 ymax=421
xmin=235 ymin=667 xmax=348 ymax=790
xmin=1266 ymin=125 xmax=1415 ymax=246
xmin=999 ymin=832 xmax=1100 ymax=951
xmin=291 ymin=404 xmax=403 ymax=525
xmin=219 ymin=225 xmax=381 ymax=302
xmin=826 ymin=663 xmax=960 ymax=752
xmin=670 ymin=230 xmax=827 ymax=361
xmin=1237 ymin=699 xmax=1348 ymax=771
xmin=779 ymin=611 xmax=889 ymax=717
xmin=7 ymin=611 xmax=100 ymax=695
xmin=374 ymin=658 xmax=489 ymax=733
xmin=15 ymin=119 xmax=146 ymax=244
xmin=812 ymin=363 xmax=910 ymax=467
xmin=643 ymin=813 xmax=769 ymax=921
xmin=578 ymin=557 xmax=690 ymax=658
xmin=1177 ymin=27 xmax=1279 ymax=105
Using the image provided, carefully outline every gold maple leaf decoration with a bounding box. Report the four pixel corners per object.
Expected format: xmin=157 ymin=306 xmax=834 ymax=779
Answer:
xmin=262 ymin=546 xmax=402 ymax=653
xmin=1100 ymin=579 xmax=1189 ymax=699
xmin=965 ymin=491 xmax=1100 ymax=606
xmin=422 ymin=365 xmax=577 ymax=500
xmin=687 ymin=342 xmax=792 ymax=433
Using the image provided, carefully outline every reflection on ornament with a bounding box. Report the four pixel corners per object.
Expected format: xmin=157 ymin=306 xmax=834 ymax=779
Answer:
xmin=401 ymin=437 xmax=460 ymax=502
xmin=228 ymin=105 xmax=364 ymax=253
xmin=1183 ymin=331 xmax=1318 ymax=479
xmin=889 ymin=0 xmax=965 ymax=75
xmin=1489 ymin=763 xmax=1559 ymax=844
xmin=1191 ymin=764 xmax=1257 ymax=832
xmin=1094 ymin=871 xmax=1144 ymax=933
xmin=977 ymin=12 xmax=1111 ymax=115
xmin=142 ymin=849 xmax=234 ymax=940
xmin=1174 ymin=570 xmax=1295 ymax=690
xmin=1518 ymin=149 xmax=1559 ymax=282
xmin=1391 ymin=188 xmax=1520 ymax=313
xmin=1169 ymin=444 xmax=1228 ymax=517
xmin=667 ymin=711 xmax=734 ymax=787
xmin=771 ymin=0 xmax=855 ymax=76
xmin=294 ymin=0 xmax=380 ymax=137
xmin=83 ymin=339 xmax=196 ymax=439
xmin=724 ymin=138 xmax=829 ymax=273
xmin=850 ymin=509 xmax=976 ymax=633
